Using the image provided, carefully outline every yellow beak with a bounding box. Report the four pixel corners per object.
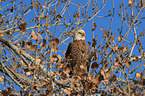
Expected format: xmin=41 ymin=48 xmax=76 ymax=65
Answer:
xmin=82 ymin=32 xmax=86 ymax=36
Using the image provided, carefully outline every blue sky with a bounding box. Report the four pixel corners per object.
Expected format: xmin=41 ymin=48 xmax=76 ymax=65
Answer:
xmin=0 ymin=0 xmax=145 ymax=94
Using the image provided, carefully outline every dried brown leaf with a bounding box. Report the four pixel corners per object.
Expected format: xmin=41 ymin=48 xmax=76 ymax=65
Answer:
xmin=2 ymin=90 xmax=9 ymax=96
xmin=100 ymin=27 xmax=103 ymax=31
xmin=28 ymin=64 xmax=37 ymax=69
xmin=91 ymin=62 xmax=99 ymax=70
xmin=26 ymin=71 xmax=33 ymax=75
xmin=50 ymin=38 xmax=59 ymax=47
xmin=125 ymin=61 xmax=131 ymax=67
xmin=26 ymin=41 xmax=32 ymax=47
xmin=13 ymin=60 xmax=16 ymax=64
xmin=50 ymin=54 xmax=58 ymax=62
xmin=0 ymin=0 xmax=5 ymax=2
xmin=40 ymin=39 xmax=46 ymax=47
xmin=29 ymin=45 xmax=36 ymax=51
xmin=92 ymin=39 xmax=97 ymax=48
xmin=41 ymin=76 xmax=45 ymax=79
xmin=50 ymin=57 xmax=57 ymax=62
xmin=21 ymin=60 xmax=26 ymax=66
xmin=80 ymin=65 xmax=85 ymax=69
xmin=113 ymin=46 xmax=119 ymax=53
xmin=54 ymin=38 xmax=59 ymax=46
xmin=41 ymin=80 xmax=47 ymax=86
xmin=52 ymin=47 xmax=58 ymax=52
xmin=6 ymin=31 xmax=11 ymax=35
xmin=91 ymin=75 xmax=103 ymax=85
xmin=57 ymin=54 xmax=61 ymax=62
xmin=19 ymin=23 xmax=27 ymax=31
xmin=108 ymin=10 xmax=112 ymax=16
xmin=37 ymin=57 xmax=42 ymax=62
xmin=26 ymin=42 xmax=36 ymax=51
xmin=102 ymin=45 xmax=106 ymax=50
xmin=52 ymin=54 xmax=57 ymax=58
xmin=93 ymin=23 xmax=97 ymax=28
xmin=81 ymin=80 xmax=92 ymax=90
xmin=114 ymin=61 xmax=120 ymax=66
xmin=114 ymin=46 xmax=118 ymax=51
xmin=109 ymin=74 xmax=117 ymax=82
xmin=136 ymin=72 xmax=141 ymax=78
xmin=64 ymin=89 xmax=71 ymax=95
xmin=118 ymin=36 xmax=121 ymax=41
xmin=31 ymin=30 xmax=38 ymax=40
xmin=137 ymin=1 xmax=143 ymax=7
xmin=91 ymin=78 xmax=99 ymax=85
xmin=106 ymin=72 xmax=111 ymax=79
xmin=128 ymin=0 xmax=133 ymax=4
xmin=56 ymin=71 xmax=62 ymax=76
xmin=23 ymin=68 xmax=29 ymax=73
xmin=103 ymin=33 xmax=107 ymax=38
xmin=100 ymin=69 xmax=110 ymax=79
xmin=63 ymin=65 xmax=70 ymax=74
xmin=57 ymin=63 xmax=64 ymax=69
xmin=141 ymin=79 xmax=145 ymax=85
xmin=13 ymin=64 xmax=20 ymax=70
xmin=1 ymin=33 xmax=4 ymax=37
xmin=43 ymin=5 xmax=46 ymax=8
xmin=17 ymin=44 xmax=21 ymax=48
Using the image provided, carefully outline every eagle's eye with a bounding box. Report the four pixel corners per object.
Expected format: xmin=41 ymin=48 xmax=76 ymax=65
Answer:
xmin=78 ymin=32 xmax=82 ymax=34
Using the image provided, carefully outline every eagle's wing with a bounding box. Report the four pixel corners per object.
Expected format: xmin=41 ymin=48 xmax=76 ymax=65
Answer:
xmin=65 ymin=42 xmax=72 ymax=59
xmin=65 ymin=42 xmax=74 ymax=75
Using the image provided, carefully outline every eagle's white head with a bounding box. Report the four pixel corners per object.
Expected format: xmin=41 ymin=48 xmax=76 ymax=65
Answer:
xmin=73 ymin=29 xmax=86 ymax=41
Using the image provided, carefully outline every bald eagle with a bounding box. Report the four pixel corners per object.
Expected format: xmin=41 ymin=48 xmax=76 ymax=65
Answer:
xmin=66 ymin=29 xmax=90 ymax=76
